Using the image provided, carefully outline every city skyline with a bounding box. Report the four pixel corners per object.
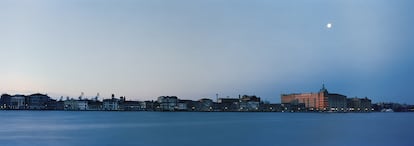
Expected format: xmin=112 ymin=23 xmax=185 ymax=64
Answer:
xmin=2 ymin=86 xmax=412 ymax=113
xmin=1 ymin=0 xmax=414 ymax=104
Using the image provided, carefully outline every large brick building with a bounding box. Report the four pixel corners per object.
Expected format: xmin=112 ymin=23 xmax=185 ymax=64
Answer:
xmin=281 ymin=85 xmax=347 ymax=111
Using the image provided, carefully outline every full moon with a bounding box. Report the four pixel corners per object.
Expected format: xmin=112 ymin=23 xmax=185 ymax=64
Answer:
xmin=326 ymin=23 xmax=332 ymax=29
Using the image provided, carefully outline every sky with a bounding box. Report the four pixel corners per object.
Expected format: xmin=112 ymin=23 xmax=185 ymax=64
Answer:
xmin=1 ymin=0 xmax=413 ymax=103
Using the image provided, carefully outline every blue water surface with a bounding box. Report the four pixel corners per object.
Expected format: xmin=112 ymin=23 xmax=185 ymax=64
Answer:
xmin=0 ymin=111 xmax=412 ymax=146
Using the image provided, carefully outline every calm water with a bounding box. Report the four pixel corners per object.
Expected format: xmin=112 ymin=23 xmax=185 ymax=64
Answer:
xmin=0 ymin=111 xmax=413 ymax=146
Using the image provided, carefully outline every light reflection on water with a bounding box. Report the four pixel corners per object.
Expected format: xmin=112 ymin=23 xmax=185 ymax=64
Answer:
xmin=0 ymin=111 xmax=413 ymax=146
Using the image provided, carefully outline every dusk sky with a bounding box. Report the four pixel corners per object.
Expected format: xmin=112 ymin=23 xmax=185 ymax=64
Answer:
xmin=1 ymin=0 xmax=413 ymax=103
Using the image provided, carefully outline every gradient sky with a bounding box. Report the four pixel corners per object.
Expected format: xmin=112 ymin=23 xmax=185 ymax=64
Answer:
xmin=1 ymin=0 xmax=413 ymax=103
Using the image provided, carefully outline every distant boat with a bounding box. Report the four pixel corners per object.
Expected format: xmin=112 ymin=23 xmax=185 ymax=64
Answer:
xmin=381 ymin=109 xmax=394 ymax=112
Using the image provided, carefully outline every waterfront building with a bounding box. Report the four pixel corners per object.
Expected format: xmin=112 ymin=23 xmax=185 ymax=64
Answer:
xmin=142 ymin=101 xmax=156 ymax=111
xmin=45 ymin=99 xmax=58 ymax=110
xmin=103 ymin=98 xmax=120 ymax=111
xmin=53 ymin=100 xmax=65 ymax=110
xmin=260 ymin=103 xmax=283 ymax=112
xmin=217 ymin=98 xmax=239 ymax=111
xmin=0 ymin=93 xmax=52 ymax=110
xmin=157 ymin=96 xmax=178 ymax=111
xmin=281 ymin=85 xmax=347 ymax=112
xmin=88 ymin=100 xmax=103 ymax=110
xmin=0 ymin=94 xmax=12 ymax=109
xmin=119 ymin=97 xmax=143 ymax=111
xmin=12 ymin=95 xmax=26 ymax=109
xmin=177 ymin=101 xmax=187 ymax=111
xmin=64 ymin=99 xmax=78 ymax=110
xmin=371 ymin=102 xmax=408 ymax=112
xmin=281 ymin=92 xmax=322 ymax=110
xmin=198 ymin=98 xmax=214 ymax=111
xmin=347 ymin=97 xmax=372 ymax=112
xmin=63 ymin=99 xmax=90 ymax=110
xmin=327 ymin=93 xmax=347 ymax=112
xmin=27 ymin=93 xmax=51 ymax=110
xmin=177 ymin=99 xmax=200 ymax=111
xmin=239 ymin=95 xmax=261 ymax=111
xmin=281 ymin=103 xmax=306 ymax=112
xmin=77 ymin=100 xmax=89 ymax=110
